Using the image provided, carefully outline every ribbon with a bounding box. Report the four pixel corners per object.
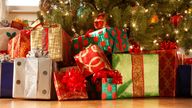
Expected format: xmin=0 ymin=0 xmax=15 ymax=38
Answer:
xmin=160 ymin=41 xmax=177 ymax=50
xmin=61 ymin=68 xmax=87 ymax=92
xmin=27 ymin=48 xmax=48 ymax=58
xmin=92 ymin=69 xmax=122 ymax=84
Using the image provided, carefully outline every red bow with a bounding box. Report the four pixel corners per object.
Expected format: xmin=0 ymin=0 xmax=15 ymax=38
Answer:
xmin=160 ymin=41 xmax=177 ymax=50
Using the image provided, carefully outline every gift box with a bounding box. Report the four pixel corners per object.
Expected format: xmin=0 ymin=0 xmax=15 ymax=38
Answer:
xmin=112 ymin=54 xmax=159 ymax=98
xmin=72 ymin=27 xmax=129 ymax=55
xmin=8 ymin=30 xmax=31 ymax=59
xmin=53 ymin=66 xmax=88 ymax=100
xmin=30 ymin=24 xmax=72 ymax=62
xmin=0 ymin=61 xmax=14 ymax=97
xmin=158 ymin=49 xmax=178 ymax=97
xmin=74 ymin=45 xmax=112 ymax=77
xmin=13 ymin=57 xmax=53 ymax=99
xmin=176 ymin=65 xmax=192 ymax=97
xmin=0 ymin=27 xmax=19 ymax=52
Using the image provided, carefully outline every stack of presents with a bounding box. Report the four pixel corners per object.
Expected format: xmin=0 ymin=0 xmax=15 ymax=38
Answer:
xmin=0 ymin=18 xmax=192 ymax=100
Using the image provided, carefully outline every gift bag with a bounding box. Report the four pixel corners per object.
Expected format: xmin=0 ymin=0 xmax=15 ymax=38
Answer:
xmin=8 ymin=30 xmax=31 ymax=59
xmin=112 ymin=54 xmax=159 ymax=98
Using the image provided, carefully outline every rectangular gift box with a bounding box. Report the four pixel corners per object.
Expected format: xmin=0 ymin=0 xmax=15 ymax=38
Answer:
xmin=53 ymin=66 xmax=88 ymax=100
xmin=176 ymin=65 xmax=192 ymax=97
xmin=71 ymin=27 xmax=129 ymax=55
xmin=0 ymin=27 xmax=19 ymax=52
xmin=0 ymin=61 xmax=14 ymax=97
xmin=12 ymin=58 xmax=53 ymax=99
xmin=158 ymin=49 xmax=178 ymax=97
xmin=112 ymin=54 xmax=159 ymax=98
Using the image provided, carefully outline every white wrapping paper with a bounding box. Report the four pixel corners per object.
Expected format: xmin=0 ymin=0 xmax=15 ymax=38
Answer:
xmin=13 ymin=58 xmax=52 ymax=99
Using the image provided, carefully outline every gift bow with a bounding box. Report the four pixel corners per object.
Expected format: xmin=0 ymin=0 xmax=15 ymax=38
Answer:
xmin=92 ymin=69 xmax=122 ymax=84
xmin=27 ymin=48 xmax=48 ymax=58
xmin=61 ymin=68 xmax=87 ymax=92
xmin=160 ymin=41 xmax=177 ymax=50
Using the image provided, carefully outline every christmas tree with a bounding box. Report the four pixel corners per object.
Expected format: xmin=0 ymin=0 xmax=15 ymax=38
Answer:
xmin=39 ymin=0 xmax=192 ymax=54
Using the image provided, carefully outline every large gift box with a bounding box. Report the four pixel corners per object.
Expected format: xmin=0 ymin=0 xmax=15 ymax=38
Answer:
xmin=0 ymin=61 xmax=14 ymax=97
xmin=176 ymin=65 xmax=192 ymax=97
xmin=72 ymin=27 xmax=129 ymax=55
xmin=74 ymin=45 xmax=112 ymax=77
xmin=0 ymin=27 xmax=19 ymax=52
xmin=8 ymin=30 xmax=31 ymax=59
xmin=158 ymin=49 xmax=178 ymax=97
xmin=30 ymin=24 xmax=72 ymax=62
xmin=112 ymin=54 xmax=159 ymax=98
xmin=13 ymin=57 xmax=53 ymax=99
xmin=53 ymin=66 xmax=88 ymax=100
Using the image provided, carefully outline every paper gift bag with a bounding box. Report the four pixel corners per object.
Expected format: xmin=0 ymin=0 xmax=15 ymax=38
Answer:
xmin=13 ymin=58 xmax=53 ymax=99
xmin=112 ymin=54 xmax=159 ymax=98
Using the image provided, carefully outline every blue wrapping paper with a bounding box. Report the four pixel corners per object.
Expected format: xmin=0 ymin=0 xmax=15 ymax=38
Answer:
xmin=176 ymin=65 xmax=191 ymax=97
xmin=0 ymin=61 xmax=14 ymax=97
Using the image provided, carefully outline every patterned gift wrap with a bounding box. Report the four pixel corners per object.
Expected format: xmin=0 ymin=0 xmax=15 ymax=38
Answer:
xmin=72 ymin=27 xmax=129 ymax=55
xmin=0 ymin=61 xmax=13 ymax=97
xmin=31 ymin=24 xmax=71 ymax=62
xmin=8 ymin=30 xmax=31 ymax=59
xmin=176 ymin=65 xmax=192 ymax=97
xmin=0 ymin=27 xmax=19 ymax=52
xmin=158 ymin=49 xmax=178 ymax=97
xmin=74 ymin=45 xmax=111 ymax=77
xmin=53 ymin=66 xmax=88 ymax=100
xmin=112 ymin=54 xmax=159 ymax=98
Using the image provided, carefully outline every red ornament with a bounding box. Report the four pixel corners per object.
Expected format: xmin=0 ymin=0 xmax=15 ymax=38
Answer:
xmin=94 ymin=13 xmax=107 ymax=29
xmin=170 ymin=14 xmax=183 ymax=27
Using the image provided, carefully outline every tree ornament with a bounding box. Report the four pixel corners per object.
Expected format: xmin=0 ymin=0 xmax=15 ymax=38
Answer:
xmin=170 ymin=14 xmax=183 ymax=27
xmin=94 ymin=13 xmax=107 ymax=30
xmin=150 ymin=15 xmax=159 ymax=24
xmin=39 ymin=0 xmax=51 ymax=12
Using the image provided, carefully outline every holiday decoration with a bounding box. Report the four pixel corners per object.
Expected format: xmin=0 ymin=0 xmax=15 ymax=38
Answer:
xmin=94 ymin=13 xmax=107 ymax=29
xmin=13 ymin=57 xmax=53 ymax=99
xmin=112 ymin=54 xmax=159 ymax=98
xmin=0 ymin=27 xmax=19 ymax=52
xmin=0 ymin=61 xmax=13 ymax=97
xmin=53 ymin=66 xmax=88 ymax=100
xmin=170 ymin=14 xmax=183 ymax=27
xmin=8 ymin=30 xmax=31 ymax=59
xmin=11 ymin=18 xmax=29 ymax=30
xmin=176 ymin=65 xmax=192 ymax=97
xmin=150 ymin=15 xmax=159 ymax=24
xmin=74 ymin=45 xmax=112 ymax=77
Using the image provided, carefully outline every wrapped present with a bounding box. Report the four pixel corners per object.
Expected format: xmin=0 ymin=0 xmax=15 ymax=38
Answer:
xmin=72 ymin=27 xmax=129 ymax=55
xmin=8 ymin=30 xmax=31 ymax=59
xmin=53 ymin=66 xmax=88 ymax=100
xmin=176 ymin=65 xmax=192 ymax=97
xmin=158 ymin=49 xmax=178 ymax=97
xmin=10 ymin=19 xmax=28 ymax=30
xmin=86 ymin=69 xmax=122 ymax=100
xmin=0 ymin=61 xmax=14 ymax=97
xmin=112 ymin=54 xmax=159 ymax=98
xmin=13 ymin=57 xmax=53 ymax=99
xmin=30 ymin=24 xmax=71 ymax=62
xmin=0 ymin=27 xmax=19 ymax=52
xmin=74 ymin=45 xmax=112 ymax=77
xmin=184 ymin=58 xmax=192 ymax=64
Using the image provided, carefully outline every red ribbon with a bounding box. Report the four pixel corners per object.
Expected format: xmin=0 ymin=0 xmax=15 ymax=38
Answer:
xmin=0 ymin=50 xmax=7 ymax=54
xmin=129 ymin=42 xmax=142 ymax=54
xmin=160 ymin=41 xmax=177 ymax=50
xmin=92 ymin=69 xmax=122 ymax=84
xmin=61 ymin=68 xmax=87 ymax=92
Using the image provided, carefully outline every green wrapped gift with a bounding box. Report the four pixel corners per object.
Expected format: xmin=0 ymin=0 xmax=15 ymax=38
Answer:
xmin=112 ymin=54 xmax=159 ymax=98
xmin=71 ymin=27 xmax=129 ymax=55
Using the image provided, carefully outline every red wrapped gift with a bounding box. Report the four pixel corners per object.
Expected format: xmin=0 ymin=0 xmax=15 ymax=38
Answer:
xmin=8 ymin=30 xmax=31 ymax=58
xmin=184 ymin=58 xmax=192 ymax=64
xmin=158 ymin=49 xmax=178 ymax=97
xmin=74 ymin=45 xmax=112 ymax=77
xmin=53 ymin=66 xmax=88 ymax=100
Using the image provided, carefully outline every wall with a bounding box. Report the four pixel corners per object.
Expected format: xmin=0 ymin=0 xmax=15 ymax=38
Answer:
xmin=8 ymin=12 xmax=37 ymax=21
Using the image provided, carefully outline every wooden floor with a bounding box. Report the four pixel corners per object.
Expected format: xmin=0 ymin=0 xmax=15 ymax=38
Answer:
xmin=0 ymin=98 xmax=192 ymax=108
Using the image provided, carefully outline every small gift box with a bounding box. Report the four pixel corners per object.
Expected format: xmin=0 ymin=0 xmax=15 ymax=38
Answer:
xmin=0 ymin=27 xmax=19 ymax=52
xmin=53 ymin=66 xmax=88 ymax=100
xmin=74 ymin=44 xmax=112 ymax=77
xmin=176 ymin=65 xmax=192 ymax=97
xmin=12 ymin=54 xmax=53 ymax=99
xmin=0 ymin=60 xmax=14 ymax=97
xmin=8 ymin=30 xmax=31 ymax=59
xmin=112 ymin=54 xmax=159 ymax=98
